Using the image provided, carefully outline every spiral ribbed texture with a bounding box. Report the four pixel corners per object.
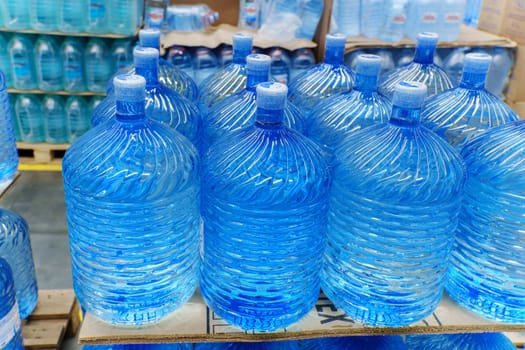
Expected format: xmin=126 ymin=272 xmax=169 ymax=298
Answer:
xmin=0 ymin=209 xmax=38 ymax=320
xmin=62 ymin=118 xmax=200 ymax=325
xmin=421 ymin=88 xmax=519 ymax=151
xmin=405 ymin=333 xmax=517 ymax=349
xmin=201 ymin=125 xmax=331 ymax=331
xmin=379 ymin=62 xmax=454 ymax=99
xmin=322 ymin=123 xmax=465 ymax=327
xmin=446 ymin=120 xmax=525 ymax=323
xmin=0 ymin=72 xmax=18 ymax=182
xmin=195 ymin=341 xmax=299 ymax=349
xmin=0 ymin=258 xmax=23 ymax=350
xmin=201 ymin=89 xmax=305 ymax=153
xmin=287 ymin=63 xmax=354 ymax=114
xmin=303 ymin=335 xmax=407 ymax=350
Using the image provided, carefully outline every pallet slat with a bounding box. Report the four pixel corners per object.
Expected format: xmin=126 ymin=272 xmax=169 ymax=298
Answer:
xmin=16 ymin=142 xmax=69 ymax=165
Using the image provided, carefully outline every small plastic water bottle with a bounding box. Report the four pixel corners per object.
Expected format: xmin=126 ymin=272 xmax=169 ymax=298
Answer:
xmin=0 ymin=209 xmax=38 ymax=320
xmin=34 ymin=36 xmax=64 ymax=91
xmin=380 ymin=0 xmax=408 ymax=42
xmin=379 ymin=32 xmax=453 ymax=99
xmin=63 ymin=74 xmax=200 ymax=325
xmin=331 ymin=0 xmax=360 ymax=37
xmin=0 ymin=34 xmax=13 ymax=89
xmin=322 ymin=81 xmax=465 ymax=327
xmin=0 ymin=257 xmax=23 ymax=350
xmin=111 ymin=39 xmax=133 ymax=74
xmin=200 ymin=82 xmax=331 ymax=331
xmin=268 ymin=47 xmax=291 ymax=85
xmin=8 ymin=34 xmax=37 ymax=90
xmin=145 ymin=0 xmax=168 ymax=29
xmin=84 ymin=38 xmax=112 ymax=93
xmin=361 ymin=0 xmax=384 ymax=39
xmin=61 ymin=38 xmax=86 ymax=92
xmin=195 ymin=341 xmax=300 ymax=350
xmin=422 ymin=53 xmax=519 ymax=150
xmin=442 ymin=46 xmax=470 ymax=85
xmin=238 ymin=0 xmax=261 ymax=30
xmin=290 ymin=48 xmax=316 ymax=81
xmin=108 ymin=0 xmax=139 ymax=35
xmin=14 ymin=94 xmax=44 ymax=143
xmin=2 ymin=0 xmax=30 ymax=29
xmin=58 ymin=0 xmax=87 ymax=33
xmin=405 ymin=0 xmax=440 ymax=40
xmin=406 ymin=333 xmax=517 ymax=349
xmin=439 ymin=0 xmax=466 ymax=42
xmin=29 ymin=0 xmax=58 ymax=31
xmin=86 ymin=0 xmax=109 ymax=33
xmin=217 ymin=45 xmax=234 ymax=68
xmin=0 ymin=71 xmax=18 ymax=183
xmin=485 ymin=47 xmax=513 ymax=99
xmin=166 ymin=46 xmax=194 ymax=78
xmin=296 ymin=0 xmax=324 ymax=40
xmin=302 ymin=335 xmax=407 ymax=349
xmin=193 ymin=47 xmax=218 ymax=86
xmin=65 ymin=96 xmax=90 ymax=143
xmin=42 ymin=95 xmax=67 ymax=144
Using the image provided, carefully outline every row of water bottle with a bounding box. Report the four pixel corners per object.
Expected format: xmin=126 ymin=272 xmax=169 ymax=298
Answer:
xmin=0 ymin=0 xmax=142 ymax=35
xmin=331 ymin=0 xmax=466 ymax=42
xmin=144 ymin=0 xmax=219 ymax=32
xmin=0 ymin=33 xmax=134 ymax=92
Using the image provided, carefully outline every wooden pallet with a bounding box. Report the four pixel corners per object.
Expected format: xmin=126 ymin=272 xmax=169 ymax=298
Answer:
xmin=23 ymin=289 xmax=81 ymax=350
xmin=16 ymin=142 xmax=69 ymax=165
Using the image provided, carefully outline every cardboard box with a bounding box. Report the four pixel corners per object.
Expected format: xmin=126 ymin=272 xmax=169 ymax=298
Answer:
xmin=478 ymin=0 xmax=508 ymax=35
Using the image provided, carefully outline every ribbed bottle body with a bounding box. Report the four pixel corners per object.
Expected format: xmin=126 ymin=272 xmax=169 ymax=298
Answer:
xmin=0 ymin=258 xmax=23 ymax=350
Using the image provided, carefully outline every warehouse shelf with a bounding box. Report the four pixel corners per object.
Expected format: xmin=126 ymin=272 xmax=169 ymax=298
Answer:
xmin=8 ymin=88 xmax=106 ymax=97
xmin=0 ymin=27 xmax=138 ymax=39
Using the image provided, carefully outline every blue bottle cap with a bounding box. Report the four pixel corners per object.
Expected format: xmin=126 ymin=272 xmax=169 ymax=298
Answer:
xmin=233 ymin=33 xmax=253 ymax=52
xmin=256 ymin=82 xmax=288 ymax=110
xmin=392 ymin=81 xmax=428 ymax=109
xmin=463 ymin=53 xmax=492 ymax=74
xmin=325 ymin=33 xmax=346 ymax=53
xmin=139 ymin=29 xmax=161 ymax=50
xmin=133 ymin=47 xmax=159 ymax=69
xmin=114 ymin=74 xmax=146 ymax=103
xmin=246 ymin=54 xmax=272 ymax=74
xmin=355 ymin=54 xmax=382 ymax=77
xmin=416 ymin=32 xmax=439 ymax=49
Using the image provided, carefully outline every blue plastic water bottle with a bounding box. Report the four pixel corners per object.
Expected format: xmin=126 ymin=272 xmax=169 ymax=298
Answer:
xmin=111 ymin=39 xmax=133 ymax=74
xmin=8 ymin=34 xmax=37 ymax=90
xmin=296 ymin=0 xmax=324 ymax=39
xmin=42 ymin=95 xmax=67 ymax=144
xmin=65 ymin=96 xmax=90 ymax=143
xmin=108 ymin=0 xmax=139 ymax=35
xmin=268 ymin=47 xmax=291 ymax=85
xmin=288 ymin=34 xmax=354 ymax=115
xmin=201 ymin=54 xmax=305 ymax=153
xmin=331 ymin=0 xmax=360 ymax=37
xmin=63 ymin=74 xmax=200 ymax=325
xmin=85 ymin=38 xmax=112 ymax=93
xmin=442 ymin=46 xmax=470 ymax=85
xmin=87 ymin=0 xmax=109 ymax=33
xmin=14 ymin=94 xmax=44 ymax=143
xmin=0 ymin=34 xmax=13 ymax=89
xmin=405 ymin=333 xmax=517 ymax=349
xmin=439 ymin=0 xmax=466 ymax=42
xmin=486 ymin=47 xmax=513 ymax=99
xmin=0 ymin=71 xmax=18 ymax=183
xmin=3 ymin=0 xmax=30 ymax=29
xmin=361 ymin=0 xmax=384 ymax=39
xmin=381 ymin=0 xmax=408 ymax=42
xmin=422 ymin=53 xmax=519 ymax=150
xmin=61 ymin=38 xmax=86 ymax=92
xmin=198 ymin=33 xmax=253 ymax=114
xmin=0 ymin=209 xmax=38 ymax=320
xmin=200 ymin=82 xmax=331 ymax=331
xmin=379 ymin=32 xmax=453 ymax=99
xmin=195 ymin=341 xmax=300 ymax=349
xmin=29 ymin=0 xmax=58 ymax=31
xmin=446 ymin=119 xmax=525 ymax=323
xmin=405 ymin=0 xmax=440 ymax=40
xmin=290 ymin=48 xmax=316 ymax=81
xmin=92 ymin=47 xmax=201 ymax=147
xmin=0 ymin=257 xmax=23 ymax=350
xmin=302 ymin=335 xmax=407 ymax=349
xmin=322 ymin=81 xmax=465 ymax=327
xmin=34 ymin=36 xmax=64 ymax=91
xmin=193 ymin=47 xmax=218 ymax=86
xmin=165 ymin=46 xmax=194 ymax=79
xmin=58 ymin=0 xmax=87 ymax=33
xmin=306 ymin=54 xmax=391 ymax=154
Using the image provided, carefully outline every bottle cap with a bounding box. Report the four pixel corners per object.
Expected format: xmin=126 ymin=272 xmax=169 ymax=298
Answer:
xmin=139 ymin=29 xmax=161 ymax=50
xmin=246 ymin=54 xmax=272 ymax=74
xmin=325 ymin=33 xmax=346 ymax=53
xmin=392 ymin=81 xmax=427 ymax=109
xmin=416 ymin=32 xmax=439 ymax=49
xmin=133 ymin=47 xmax=159 ymax=69
xmin=233 ymin=33 xmax=253 ymax=52
xmin=355 ymin=54 xmax=382 ymax=77
xmin=256 ymin=82 xmax=288 ymax=110
xmin=463 ymin=53 xmax=492 ymax=74
xmin=114 ymin=74 xmax=146 ymax=103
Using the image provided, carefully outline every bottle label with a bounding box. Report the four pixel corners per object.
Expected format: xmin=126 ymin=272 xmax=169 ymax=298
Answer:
xmin=0 ymin=302 xmax=21 ymax=348
xmin=89 ymin=0 xmax=107 ymax=20
xmin=391 ymin=14 xmax=406 ymax=25
xmin=146 ymin=7 xmax=165 ymax=28
xmin=65 ymin=64 xmax=82 ymax=80
xmin=13 ymin=58 xmax=31 ymax=79
xmin=445 ymin=12 xmax=461 ymax=24
xmin=421 ymin=12 xmax=438 ymax=23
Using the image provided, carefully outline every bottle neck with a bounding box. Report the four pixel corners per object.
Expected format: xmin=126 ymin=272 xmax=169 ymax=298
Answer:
xmin=459 ymin=72 xmax=486 ymax=90
xmin=233 ymin=48 xmax=250 ymax=65
xmin=324 ymin=48 xmax=344 ymax=65
xmin=413 ymin=46 xmax=435 ymax=64
xmin=256 ymin=107 xmax=284 ymax=128
xmin=355 ymin=74 xmax=378 ymax=94
xmin=115 ymin=100 xmax=146 ymax=122
xmin=135 ymin=65 xmax=159 ymax=88
xmin=389 ymin=105 xmax=421 ymax=127
xmin=247 ymin=71 xmax=269 ymax=91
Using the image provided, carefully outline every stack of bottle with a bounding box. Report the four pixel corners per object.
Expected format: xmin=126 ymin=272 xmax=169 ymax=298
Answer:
xmin=1 ymin=0 xmax=142 ymax=35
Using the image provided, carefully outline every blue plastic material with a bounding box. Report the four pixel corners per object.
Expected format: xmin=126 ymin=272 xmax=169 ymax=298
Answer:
xmin=331 ymin=0 xmax=360 ymax=37
xmin=0 ymin=34 xmax=13 ymax=88
xmin=322 ymin=81 xmax=466 ymax=327
xmin=381 ymin=0 xmax=408 ymax=42
xmin=446 ymin=119 xmax=525 ymax=323
xmin=201 ymin=53 xmax=305 ymax=153
xmin=296 ymin=0 xmax=324 ymax=40
xmin=422 ymin=53 xmax=519 ymax=150
xmin=111 ymin=39 xmax=133 ymax=74
xmin=84 ymin=344 xmax=193 ymax=350
xmin=361 ymin=0 xmax=384 ymax=39
xmin=195 ymin=341 xmax=300 ymax=349
xmin=61 ymin=38 xmax=86 ymax=92
xmin=0 ymin=209 xmax=38 ymax=320
xmin=3 ymin=0 xmax=30 ymax=29
xmin=288 ymin=34 xmax=354 ymax=115
xmin=42 ymin=95 xmax=68 ymax=144
xmin=200 ymin=82 xmax=331 ymax=331
xmin=58 ymin=0 xmax=87 ymax=32
xmin=86 ymin=0 xmax=108 ymax=33
xmin=85 ymin=38 xmax=113 ymax=93
xmin=30 ymin=0 xmax=58 ymax=31
xmin=405 ymin=333 xmax=517 ymax=349
xmin=92 ymin=47 xmax=201 ymax=147
xmin=63 ymin=74 xmax=200 ymax=325
xmin=404 ymin=0 xmax=440 ymax=40
xmin=268 ymin=47 xmax=291 ymax=85
xmin=193 ymin=47 xmax=218 ymax=86
xmin=443 ymin=46 xmax=470 ymax=85
xmin=0 ymin=72 xmax=18 ymax=183
xmin=108 ymin=0 xmax=140 ymax=35
xmin=165 ymin=46 xmax=193 ymax=78
xmin=0 ymin=257 xmax=23 ymax=350
xmin=306 ymin=54 xmax=392 ymax=153
xmin=14 ymin=94 xmax=45 ymax=143
xmin=34 ymin=36 xmax=64 ymax=91
xmin=65 ymin=96 xmax=90 ymax=143
xmin=8 ymin=34 xmax=37 ymax=90
xmin=486 ymin=47 xmax=514 ymax=99
xmin=379 ymin=33 xmax=453 ymax=99
xmin=198 ymin=33 xmax=253 ymax=114
xmin=302 ymin=335 xmax=407 ymax=349
xmin=290 ymin=48 xmax=316 ymax=81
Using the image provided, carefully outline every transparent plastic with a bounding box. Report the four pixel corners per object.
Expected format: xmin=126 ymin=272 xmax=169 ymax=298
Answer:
xmin=0 ymin=258 xmax=23 ymax=350
xmin=0 ymin=34 xmax=13 ymax=88
xmin=34 ymin=36 xmax=64 ymax=91
xmin=201 ymin=54 xmax=305 ymax=153
xmin=268 ymin=47 xmax=291 ymax=85
xmin=42 ymin=95 xmax=68 ymax=144
xmin=83 ymin=344 xmax=192 ymax=350
xmin=296 ymin=0 xmax=324 ymax=40
xmin=322 ymin=81 xmax=465 ymax=327
xmin=404 ymin=0 xmax=440 ymax=40
xmin=86 ymin=0 xmax=108 ymax=33
xmin=65 ymin=96 xmax=90 ymax=143
xmin=195 ymin=341 xmax=299 ymax=350
xmin=165 ymin=46 xmax=193 ymax=79
xmin=200 ymin=82 xmax=331 ymax=331
xmin=63 ymin=75 xmax=200 ymax=325
xmin=108 ymin=0 xmax=139 ymax=35
xmin=443 ymin=46 xmax=470 ymax=85
xmin=331 ymin=0 xmax=360 ymax=37
xmin=61 ymin=38 xmax=86 ymax=92
xmin=85 ymin=38 xmax=113 ymax=93
xmin=2 ymin=0 xmax=30 ymax=29
xmin=301 ymin=335 xmax=407 ymax=349
xmin=288 ymin=34 xmax=354 ymax=115
xmin=445 ymin=119 xmax=525 ymax=323
xmin=379 ymin=32 xmax=453 ymax=99
xmin=58 ymin=0 xmax=87 ymax=32
xmin=14 ymin=94 xmax=45 ymax=143
xmin=290 ymin=48 xmax=316 ymax=81
xmin=421 ymin=53 xmax=519 ymax=150
xmin=193 ymin=47 xmax=218 ymax=86
xmin=405 ymin=333 xmax=517 ymax=349
xmin=92 ymin=47 xmax=201 ymax=147
xmin=486 ymin=47 xmax=513 ymax=99
xmin=0 ymin=209 xmax=38 ymax=320
xmin=8 ymin=34 xmax=37 ymax=90
xmin=0 ymin=71 xmax=18 ymax=183
xmin=30 ymin=0 xmax=58 ymax=31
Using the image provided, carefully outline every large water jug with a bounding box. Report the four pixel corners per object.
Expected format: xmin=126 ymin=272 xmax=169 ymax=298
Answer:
xmin=198 ymin=33 xmax=253 ymax=115
xmin=92 ymin=48 xmax=201 ymax=147
xmin=29 ymin=0 xmax=58 ymax=31
xmin=361 ymin=0 xmax=384 ymax=39
xmin=268 ymin=47 xmax=291 ymax=85
xmin=0 ymin=257 xmax=23 ymax=350
xmin=63 ymin=74 xmax=200 ymax=325
xmin=34 ymin=36 xmax=64 ymax=91
xmin=0 ymin=34 xmax=13 ymax=89
xmin=65 ymin=96 xmax=90 ymax=143
xmin=288 ymin=34 xmax=354 ymax=115
xmin=195 ymin=341 xmax=300 ymax=349
xmin=42 ymin=95 xmax=67 ymax=144
xmin=87 ymin=0 xmax=109 ymax=33
xmin=421 ymin=53 xmax=519 ymax=150
xmin=8 ymin=34 xmax=37 ymax=90
xmin=200 ymin=82 xmax=331 ymax=331
xmin=296 ymin=0 xmax=324 ymax=40
xmin=0 ymin=209 xmax=38 ymax=320
xmin=445 ymin=118 xmax=525 ymax=323
xmin=306 ymin=54 xmax=391 ymax=154
xmin=301 ymin=335 xmax=407 ymax=349
xmin=108 ymin=0 xmax=139 ymax=35
xmin=381 ymin=0 xmax=408 ymax=42
xmin=379 ymin=32 xmax=453 ymax=99
xmin=85 ymin=38 xmax=112 ymax=93
xmin=58 ymin=0 xmax=87 ymax=33
xmin=322 ymin=81 xmax=465 ymax=327
xmin=0 ymin=72 xmax=18 ymax=183
xmin=2 ymin=0 xmax=30 ymax=29
xmin=405 ymin=0 xmax=440 ymax=40
xmin=439 ymin=0 xmax=466 ymax=42
xmin=193 ymin=47 xmax=218 ymax=86
xmin=201 ymin=54 xmax=305 ymax=153
xmin=290 ymin=48 xmax=316 ymax=81
xmin=405 ymin=333 xmax=517 ymax=349
xmin=14 ymin=94 xmax=44 ymax=143
xmin=331 ymin=0 xmax=360 ymax=37
xmin=61 ymin=38 xmax=86 ymax=92
xmin=486 ymin=47 xmax=513 ymax=99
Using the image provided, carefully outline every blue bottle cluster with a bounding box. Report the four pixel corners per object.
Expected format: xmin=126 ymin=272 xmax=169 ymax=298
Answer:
xmin=405 ymin=332 xmax=517 ymax=349
xmin=301 ymin=335 xmax=407 ymax=349
xmin=0 ymin=257 xmax=23 ymax=350
xmin=195 ymin=341 xmax=300 ymax=349
xmin=0 ymin=70 xmax=18 ymax=183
